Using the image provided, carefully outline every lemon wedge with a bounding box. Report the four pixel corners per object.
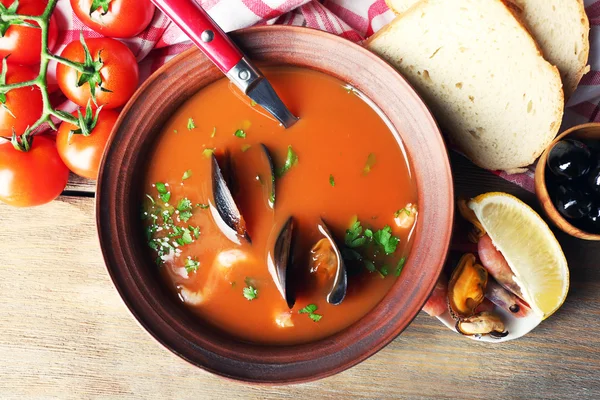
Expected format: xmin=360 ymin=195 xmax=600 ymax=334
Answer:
xmin=468 ymin=192 xmax=569 ymax=319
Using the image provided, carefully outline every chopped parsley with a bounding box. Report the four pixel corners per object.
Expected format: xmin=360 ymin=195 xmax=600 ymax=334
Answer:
xmin=155 ymin=182 xmax=170 ymax=203
xmin=177 ymin=198 xmax=193 ymax=222
xmin=185 ymin=257 xmax=200 ymax=273
xmin=276 ymin=145 xmax=298 ymax=177
xmin=364 ymin=260 xmax=376 ymax=273
xmin=243 ymin=285 xmax=258 ymax=301
xmin=395 ymin=208 xmax=411 ymax=217
xmin=241 ymin=144 xmax=252 ymax=152
xmin=298 ymin=304 xmax=322 ymax=322
xmin=345 ymin=221 xmax=367 ymax=248
xmin=234 ymin=129 xmax=246 ymax=138
xmin=203 ymin=148 xmax=215 ymax=158
xmin=380 ymin=265 xmax=389 ymax=277
xmin=173 ymin=129 xmax=178 ymax=134
xmin=329 ymin=174 xmax=335 ymax=187
xmin=182 ymin=169 xmax=192 ymax=181
xmin=396 ymin=257 xmax=406 ymax=277
xmin=196 ymin=203 xmax=209 ymax=209
xmin=250 ymin=99 xmax=257 ymax=107
xmin=210 ymin=127 xmax=216 ymax=137
xmin=373 ymin=225 xmax=399 ymax=255
xmin=363 ymin=153 xmax=376 ymax=174
xmin=187 ymin=118 xmax=196 ymax=130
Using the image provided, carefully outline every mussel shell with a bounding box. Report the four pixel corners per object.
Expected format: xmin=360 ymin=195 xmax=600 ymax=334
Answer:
xmin=455 ymin=312 xmax=508 ymax=338
xmin=259 ymin=143 xmax=276 ymax=209
xmin=447 ymin=253 xmax=488 ymax=320
xmin=267 ymin=216 xmax=295 ymax=308
xmin=314 ymin=219 xmax=347 ymax=305
xmin=209 ymin=154 xmax=251 ymax=244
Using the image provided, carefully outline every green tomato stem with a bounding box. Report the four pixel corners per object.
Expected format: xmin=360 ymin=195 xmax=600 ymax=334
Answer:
xmin=0 ymin=0 xmax=80 ymax=141
xmin=47 ymin=54 xmax=87 ymax=74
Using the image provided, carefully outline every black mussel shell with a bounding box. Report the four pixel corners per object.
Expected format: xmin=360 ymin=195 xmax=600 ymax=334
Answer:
xmin=268 ymin=216 xmax=295 ymax=308
xmin=209 ymin=154 xmax=251 ymax=244
xmin=313 ymin=219 xmax=347 ymax=305
xmin=554 ymin=184 xmax=592 ymax=220
xmin=260 ymin=143 xmax=276 ymax=209
xmin=547 ymin=139 xmax=592 ymax=180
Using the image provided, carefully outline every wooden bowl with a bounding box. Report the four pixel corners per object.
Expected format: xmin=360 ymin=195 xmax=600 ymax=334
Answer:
xmin=96 ymin=26 xmax=454 ymax=383
xmin=535 ymin=123 xmax=600 ymax=241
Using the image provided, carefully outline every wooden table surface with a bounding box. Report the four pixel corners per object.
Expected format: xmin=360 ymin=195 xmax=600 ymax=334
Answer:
xmin=1 ymin=152 xmax=599 ymax=400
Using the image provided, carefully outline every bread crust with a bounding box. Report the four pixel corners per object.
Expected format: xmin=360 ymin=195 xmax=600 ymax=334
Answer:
xmin=369 ymin=0 xmax=564 ymax=171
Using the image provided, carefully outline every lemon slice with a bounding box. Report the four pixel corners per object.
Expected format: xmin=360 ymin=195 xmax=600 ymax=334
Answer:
xmin=468 ymin=192 xmax=569 ymax=319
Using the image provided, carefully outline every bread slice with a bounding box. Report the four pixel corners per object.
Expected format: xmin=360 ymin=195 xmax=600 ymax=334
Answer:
xmin=368 ymin=0 xmax=564 ymax=172
xmin=385 ymin=0 xmax=589 ymax=98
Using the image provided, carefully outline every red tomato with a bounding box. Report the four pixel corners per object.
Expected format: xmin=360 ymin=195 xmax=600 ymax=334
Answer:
xmin=70 ymin=0 xmax=156 ymax=38
xmin=56 ymin=108 xmax=119 ymax=179
xmin=0 ymin=64 xmax=43 ymax=136
xmin=56 ymin=37 xmax=139 ymax=109
xmin=0 ymin=0 xmax=58 ymax=65
xmin=0 ymin=136 xmax=69 ymax=207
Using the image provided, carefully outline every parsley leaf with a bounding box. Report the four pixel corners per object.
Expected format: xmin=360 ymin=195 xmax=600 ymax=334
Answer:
xmin=179 ymin=210 xmax=193 ymax=222
xmin=329 ymin=174 xmax=335 ymax=187
xmin=298 ymin=304 xmax=322 ymax=322
xmin=364 ymin=260 xmax=376 ymax=273
xmin=243 ymin=285 xmax=258 ymax=301
xmin=394 ymin=208 xmax=411 ymax=217
xmin=373 ymin=225 xmax=400 ymax=255
xmin=182 ymin=170 xmax=192 ymax=181
xmin=395 ymin=257 xmax=406 ymax=277
xmin=177 ymin=198 xmax=192 ymax=211
xmin=234 ymin=129 xmax=246 ymax=138
xmin=363 ymin=153 xmax=376 ymax=174
xmin=380 ymin=265 xmax=389 ymax=277
xmin=155 ymin=182 xmax=170 ymax=203
xmin=190 ymin=226 xmax=200 ymax=239
xmin=185 ymin=257 xmax=200 ymax=273
xmin=345 ymin=221 xmax=366 ymax=248
xmin=181 ymin=228 xmax=193 ymax=244
xmin=187 ymin=118 xmax=196 ymax=130
xmin=277 ymin=145 xmax=298 ymax=177
xmin=196 ymin=203 xmax=209 ymax=209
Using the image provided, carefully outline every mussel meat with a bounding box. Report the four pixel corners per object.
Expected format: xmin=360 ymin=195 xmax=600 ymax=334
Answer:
xmin=209 ymin=154 xmax=251 ymax=245
xmin=309 ymin=219 xmax=347 ymax=305
xmin=455 ymin=312 xmax=508 ymax=339
xmin=267 ymin=216 xmax=296 ymax=308
xmin=448 ymin=253 xmax=488 ymax=319
xmin=259 ymin=143 xmax=276 ymax=209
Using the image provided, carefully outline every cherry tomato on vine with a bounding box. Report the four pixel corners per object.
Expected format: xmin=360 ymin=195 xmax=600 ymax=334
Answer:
xmin=0 ymin=136 xmax=69 ymax=207
xmin=0 ymin=64 xmax=43 ymax=136
xmin=56 ymin=37 xmax=139 ymax=109
xmin=0 ymin=0 xmax=58 ymax=65
xmin=57 ymin=108 xmax=118 ymax=180
xmin=70 ymin=0 xmax=156 ymax=38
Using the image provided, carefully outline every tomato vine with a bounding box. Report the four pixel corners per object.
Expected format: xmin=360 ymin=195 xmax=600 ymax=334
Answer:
xmin=0 ymin=0 xmax=101 ymax=150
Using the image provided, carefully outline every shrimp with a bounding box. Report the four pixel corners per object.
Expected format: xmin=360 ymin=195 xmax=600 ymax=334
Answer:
xmin=478 ymin=234 xmax=525 ymax=300
xmin=422 ymin=275 xmax=448 ymax=317
xmin=485 ymin=279 xmax=530 ymax=318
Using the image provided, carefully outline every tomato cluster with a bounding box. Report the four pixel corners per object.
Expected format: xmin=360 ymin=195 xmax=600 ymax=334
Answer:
xmin=0 ymin=0 xmax=155 ymax=207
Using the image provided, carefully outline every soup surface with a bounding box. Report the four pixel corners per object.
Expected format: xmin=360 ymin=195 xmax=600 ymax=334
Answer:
xmin=142 ymin=67 xmax=418 ymax=345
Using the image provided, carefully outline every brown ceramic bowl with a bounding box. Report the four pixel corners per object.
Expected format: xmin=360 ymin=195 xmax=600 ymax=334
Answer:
xmin=96 ymin=26 xmax=453 ymax=384
xmin=535 ymin=123 xmax=600 ymax=241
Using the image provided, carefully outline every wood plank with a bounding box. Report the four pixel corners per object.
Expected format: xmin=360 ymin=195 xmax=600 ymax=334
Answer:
xmin=0 ymin=157 xmax=599 ymax=399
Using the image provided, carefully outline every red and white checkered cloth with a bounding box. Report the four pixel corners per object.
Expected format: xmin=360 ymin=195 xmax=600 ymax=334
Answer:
xmin=50 ymin=0 xmax=600 ymax=192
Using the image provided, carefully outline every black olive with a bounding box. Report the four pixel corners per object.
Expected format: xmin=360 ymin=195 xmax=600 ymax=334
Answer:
xmin=553 ymin=185 xmax=592 ymax=219
xmin=583 ymin=204 xmax=600 ymax=234
xmin=588 ymin=165 xmax=600 ymax=196
xmin=547 ymin=139 xmax=592 ymax=180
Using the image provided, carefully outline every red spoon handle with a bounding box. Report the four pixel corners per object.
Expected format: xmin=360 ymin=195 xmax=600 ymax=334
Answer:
xmin=151 ymin=0 xmax=243 ymax=72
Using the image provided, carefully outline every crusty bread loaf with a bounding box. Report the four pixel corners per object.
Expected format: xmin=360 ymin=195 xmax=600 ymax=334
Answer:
xmin=385 ymin=0 xmax=589 ymax=98
xmin=368 ymin=0 xmax=564 ymax=172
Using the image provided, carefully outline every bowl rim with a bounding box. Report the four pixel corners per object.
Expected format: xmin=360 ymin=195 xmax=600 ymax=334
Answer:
xmin=96 ymin=25 xmax=454 ymax=384
xmin=534 ymin=122 xmax=600 ymax=241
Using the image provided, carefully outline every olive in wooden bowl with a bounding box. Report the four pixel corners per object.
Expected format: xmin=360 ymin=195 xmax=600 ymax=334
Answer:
xmin=535 ymin=123 xmax=600 ymax=241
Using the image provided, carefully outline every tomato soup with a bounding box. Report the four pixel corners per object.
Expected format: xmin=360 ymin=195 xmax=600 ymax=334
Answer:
xmin=141 ymin=67 xmax=418 ymax=345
